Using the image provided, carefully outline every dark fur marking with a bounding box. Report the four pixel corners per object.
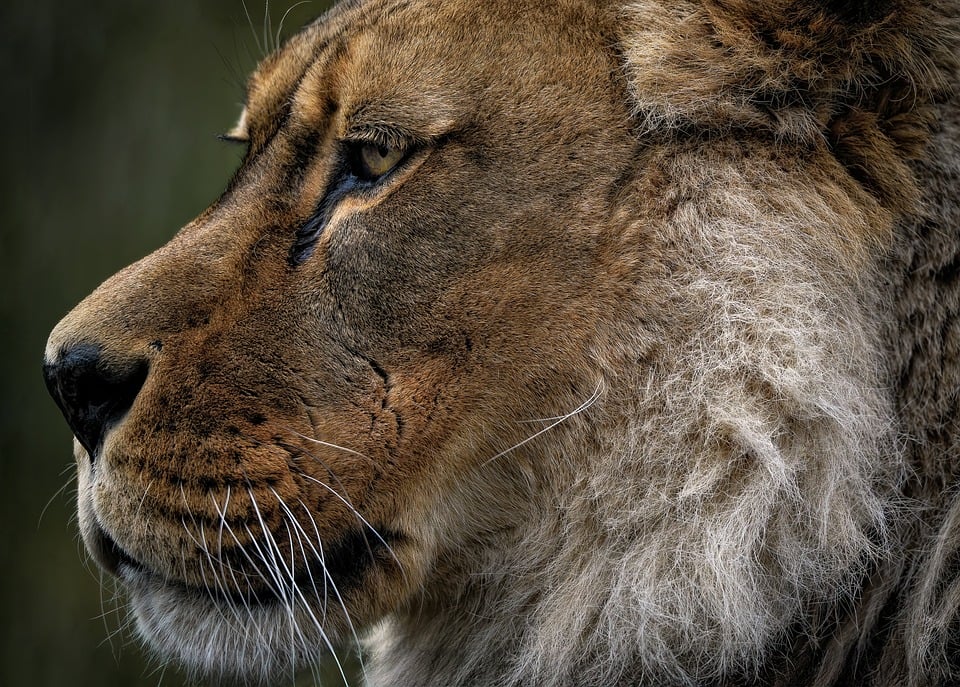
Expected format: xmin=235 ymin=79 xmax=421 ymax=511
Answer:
xmin=288 ymin=168 xmax=358 ymax=265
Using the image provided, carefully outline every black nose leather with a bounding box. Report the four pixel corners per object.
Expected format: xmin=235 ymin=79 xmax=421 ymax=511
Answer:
xmin=43 ymin=344 xmax=148 ymax=458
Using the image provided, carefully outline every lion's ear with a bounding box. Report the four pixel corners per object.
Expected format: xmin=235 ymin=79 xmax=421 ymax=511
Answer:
xmin=705 ymin=0 xmax=914 ymax=45
xmin=723 ymin=0 xmax=896 ymax=26
xmin=619 ymin=0 xmax=957 ymax=143
xmin=820 ymin=0 xmax=893 ymax=23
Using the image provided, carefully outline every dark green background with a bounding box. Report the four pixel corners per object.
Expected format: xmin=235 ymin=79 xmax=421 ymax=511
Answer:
xmin=0 ymin=2 xmax=366 ymax=685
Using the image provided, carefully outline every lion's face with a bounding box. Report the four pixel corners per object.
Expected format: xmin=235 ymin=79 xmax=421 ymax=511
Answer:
xmin=44 ymin=0 xmax=636 ymax=680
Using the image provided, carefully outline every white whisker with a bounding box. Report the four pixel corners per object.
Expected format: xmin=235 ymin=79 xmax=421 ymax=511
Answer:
xmin=286 ymin=429 xmax=372 ymax=462
xmin=210 ymin=489 xmax=264 ymax=641
xmin=263 ymin=0 xmax=272 ymax=55
xmin=37 ymin=467 xmax=75 ymax=528
xmin=133 ymin=479 xmax=155 ymax=522
xmin=177 ymin=486 xmax=235 ymax=631
xmin=296 ymin=471 xmax=406 ymax=581
xmin=244 ymin=489 xmax=290 ymax=606
xmin=273 ymin=488 xmax=369 ymax=681
xmin=276 ymin=1 xmax=311 ymax=48
xmin=482 ymin=378 xmax=605 ymax=466
xmin=240 ymin=0 xmax=264 ymax=56
xmin=258 ymin=488 xmax=353 ymax=687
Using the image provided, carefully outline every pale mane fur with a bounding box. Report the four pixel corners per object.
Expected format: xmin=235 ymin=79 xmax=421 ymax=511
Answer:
xmin=533 ymin=170 xmax=898 ymax=683
xmin=367 ymin=148 xmax=902 ymax=687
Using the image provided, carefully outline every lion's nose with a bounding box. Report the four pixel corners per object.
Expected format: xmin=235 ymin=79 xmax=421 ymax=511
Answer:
xmin=42 ymin=343 xmax=149 ymax=458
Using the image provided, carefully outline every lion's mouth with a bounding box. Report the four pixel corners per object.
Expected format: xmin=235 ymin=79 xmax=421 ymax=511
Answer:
xmin=87 ymin=521 xmax=145 ymax=578
xmin=88 ymin=519 xmax=404 ymax=608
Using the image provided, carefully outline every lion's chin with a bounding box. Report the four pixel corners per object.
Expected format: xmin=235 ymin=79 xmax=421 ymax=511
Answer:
xmin=123 ymin=568 xmax=347 ymax=687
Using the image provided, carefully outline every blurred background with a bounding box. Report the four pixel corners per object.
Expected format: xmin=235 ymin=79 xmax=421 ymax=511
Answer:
xmin=0 ymin=2 xmax=369 ymax=685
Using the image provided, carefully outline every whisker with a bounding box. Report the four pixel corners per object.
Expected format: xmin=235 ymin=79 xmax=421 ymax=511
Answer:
xmin=273 ymin=489 xmax=368 ymax=681
xmin=220 ymin=513 xmax=277 ymax=635
xmin=178 ymin=485 xmax=250 ymax=635
xmin=244 ymin=516 xmax=288 ymax=605
xmin=240 ymin=0 xmax=264 ymax=56
xmin=291 ymin=496 xmax=367 ymax=680
xmin=296 ymin=471 xmax=406 ymax=581
xmin=37 ymin=471 xmax=76 ymax=528
xmin=285 ymin=429 xmax=373 ymax=463
xmin=281 ymin=521 xmax=354 ymax=687
xmin=214 ymin=494 xmax=270 ymax=593
xmin=276 ymin=1 xmax=311 ymax=48
xmin=263 ymin=0 xmax=272 ymax=55
xmin=295 ymin=498 xmax=330 ymax=621
xmin=237 ymin=427 xmax=403 ymax=577
xmin=198 ymin=518 xmax=246 ymax=631
xmin=210 ymin=489 xmax=265 ymax=642
xmin=97 ymin=569 xmax=119 ymax=659
xmin=255 ymin=489 xmax=351 ymax=686
xmin=255 ymin=502 xmax=309 ymax=673
xmin=134 ymin=479 xmax=154 ymax=522
xmin=280 ymin=520 xmax=314 ymax=681
xmin=149 ymin=660 xmax=169 ymax=687
xmin=482 ymin=378 xmax=605 ymax=467
xmin=273 ymin=491 xmax=326 ymax=605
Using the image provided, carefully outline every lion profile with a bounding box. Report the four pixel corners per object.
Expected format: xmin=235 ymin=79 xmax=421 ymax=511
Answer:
xmin=42 ymin=0 xmax=960 ymax=685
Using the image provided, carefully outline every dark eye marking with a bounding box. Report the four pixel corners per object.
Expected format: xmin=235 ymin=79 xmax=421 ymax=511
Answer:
xmin=288 ymin=136 xmax=417 ymax=266
xmin=288 ymin=168 xmax=359 ymax=266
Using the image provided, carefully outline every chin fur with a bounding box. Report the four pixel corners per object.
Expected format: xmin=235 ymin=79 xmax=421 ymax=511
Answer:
xmin=125 ymin=570 xmax=351 ymax=687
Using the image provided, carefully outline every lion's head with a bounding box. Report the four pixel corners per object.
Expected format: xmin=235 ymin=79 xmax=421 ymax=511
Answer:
xmin=44 ymin=0 xmax=960 ymax=685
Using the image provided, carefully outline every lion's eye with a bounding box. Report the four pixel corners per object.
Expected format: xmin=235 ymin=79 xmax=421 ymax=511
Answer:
xmin=348 ymin=142 xmax=407 ymax=182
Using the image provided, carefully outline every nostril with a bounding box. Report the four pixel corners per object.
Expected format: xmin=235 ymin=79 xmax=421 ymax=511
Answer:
xmin=42 ymin=343 xmax=149 ymax=459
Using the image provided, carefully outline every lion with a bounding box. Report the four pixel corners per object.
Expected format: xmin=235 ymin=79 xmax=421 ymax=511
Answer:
xmin=42 ymin=0 xmax=960 ymax=685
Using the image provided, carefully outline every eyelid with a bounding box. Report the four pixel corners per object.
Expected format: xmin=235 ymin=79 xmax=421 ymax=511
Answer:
xmin=342 ymin=122 xmax=428 ymax=150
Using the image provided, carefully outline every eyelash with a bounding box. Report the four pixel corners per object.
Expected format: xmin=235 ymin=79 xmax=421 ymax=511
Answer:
xmin=217 ymin=134 xmax=248 ymax=145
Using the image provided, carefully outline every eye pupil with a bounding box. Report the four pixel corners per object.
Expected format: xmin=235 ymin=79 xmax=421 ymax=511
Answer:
xmin=349 ymin=141 xmax=407 ymax=182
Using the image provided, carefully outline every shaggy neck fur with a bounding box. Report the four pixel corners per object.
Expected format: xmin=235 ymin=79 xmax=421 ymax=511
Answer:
xmin=364 ymin=1 xmax=960 ymax=685
xmin=367 ymin=146 xmax=902 ymax=686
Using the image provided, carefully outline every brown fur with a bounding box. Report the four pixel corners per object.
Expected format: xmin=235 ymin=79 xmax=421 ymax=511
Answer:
xmin=44 ymin=0 xmax=960 ymax=685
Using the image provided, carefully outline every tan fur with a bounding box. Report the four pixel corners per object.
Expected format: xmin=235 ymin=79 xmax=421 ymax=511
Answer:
xmin=43 ymin=0 xmax=960 ymax=685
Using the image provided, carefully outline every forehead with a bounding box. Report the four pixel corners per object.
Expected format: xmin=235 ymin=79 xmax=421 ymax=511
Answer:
xmin=235 ymin=0 xmax=611 ymax=139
